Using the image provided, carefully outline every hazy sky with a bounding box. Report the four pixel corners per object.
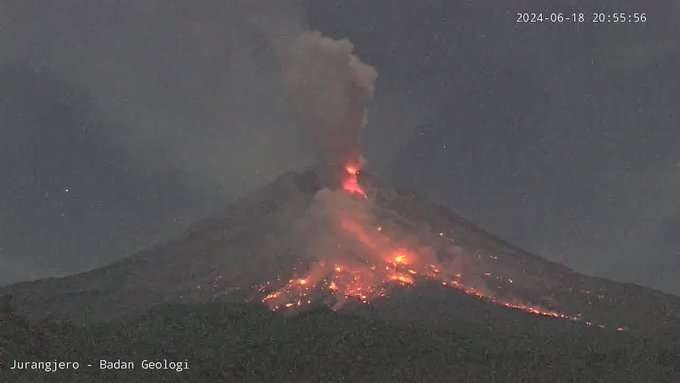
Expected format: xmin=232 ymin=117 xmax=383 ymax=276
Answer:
xmin=1 ymin=1 xmax=679 ymax=294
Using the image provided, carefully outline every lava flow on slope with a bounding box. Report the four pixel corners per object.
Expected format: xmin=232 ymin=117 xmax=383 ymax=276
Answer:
xmin=258 ymin=163 xmax=622 ymax=330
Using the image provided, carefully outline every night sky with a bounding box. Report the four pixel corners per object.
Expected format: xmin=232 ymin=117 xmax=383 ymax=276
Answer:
xmin=1 ymin=1 xmax=679 ymax=294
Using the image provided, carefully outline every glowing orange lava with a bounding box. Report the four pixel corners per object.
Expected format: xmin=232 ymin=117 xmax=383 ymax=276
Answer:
xmin=391 ymin=274 xmax=414 ymax=285
xmin=392 ymin=252 xmax=409 ymax=265
xmin=342 ymin=164 xmax=368 ymax=198
xmin=258 ymin=161 xmax=625 ymax=331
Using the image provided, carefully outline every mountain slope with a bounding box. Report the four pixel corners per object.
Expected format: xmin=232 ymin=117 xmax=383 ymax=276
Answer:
xmin=2 ymin=170 xmax=680 ymax=339
xmin=0 ymin=170 xmax=320 ymax=323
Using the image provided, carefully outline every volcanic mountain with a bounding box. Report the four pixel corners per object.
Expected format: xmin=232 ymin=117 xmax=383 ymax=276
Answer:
xmin=3 ymin=169 xmax=680 ymax=340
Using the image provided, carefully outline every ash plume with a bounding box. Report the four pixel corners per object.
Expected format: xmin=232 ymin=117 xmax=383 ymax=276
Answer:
xmin=279 ymin=31 xmax=378 ymax=187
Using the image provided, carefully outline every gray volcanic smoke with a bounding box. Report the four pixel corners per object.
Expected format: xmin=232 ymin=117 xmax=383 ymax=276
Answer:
xmin=280 ymin=31 xmax=378 ymax=186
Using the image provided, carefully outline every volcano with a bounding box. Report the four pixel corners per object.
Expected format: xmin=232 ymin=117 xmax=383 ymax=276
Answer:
xmin=3 ymin=169 xmax=680 ymax=339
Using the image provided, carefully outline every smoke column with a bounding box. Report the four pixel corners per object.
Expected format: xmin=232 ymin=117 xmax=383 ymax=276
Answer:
xmin=280 ymin=31 xmax=378 ymax=187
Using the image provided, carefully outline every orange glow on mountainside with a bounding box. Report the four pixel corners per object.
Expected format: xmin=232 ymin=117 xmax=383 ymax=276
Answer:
xmin=257 ymin=161 xmax=625 ymax=331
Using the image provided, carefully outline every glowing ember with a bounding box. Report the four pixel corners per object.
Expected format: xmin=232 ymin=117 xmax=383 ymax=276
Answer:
xmin=262 ymin=290 xmax=282 ymax=301
xmin=390 ymin=274 xmax=414 ymax=285
xmin=393 ymin=253 xmax=408 ymax=265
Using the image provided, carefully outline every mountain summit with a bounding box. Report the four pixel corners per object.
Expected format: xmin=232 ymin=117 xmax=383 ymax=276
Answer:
xmin=3 ymin=169 xmax=680 ymax=339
